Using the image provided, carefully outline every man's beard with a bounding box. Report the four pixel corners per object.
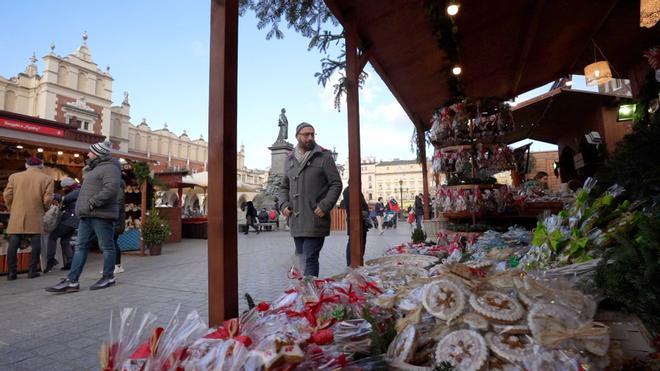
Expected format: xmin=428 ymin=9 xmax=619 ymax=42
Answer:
xmin=300 ymin=139 xmax=316 ymax=151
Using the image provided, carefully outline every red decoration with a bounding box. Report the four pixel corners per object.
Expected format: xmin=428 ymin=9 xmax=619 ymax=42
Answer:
xmin=256 ymin=302 xmax=271 ymax=312
xmin=311 ymin=328 xmax=334 ymax=345
xmin=204 ymin=318 xmax=252 ymax=347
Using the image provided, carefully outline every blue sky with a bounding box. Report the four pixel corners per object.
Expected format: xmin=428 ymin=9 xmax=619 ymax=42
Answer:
xmin=1 ymin=1 xmax=596 ymax=169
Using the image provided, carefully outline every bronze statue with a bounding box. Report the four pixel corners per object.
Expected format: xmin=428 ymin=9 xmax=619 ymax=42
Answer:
xmin=277 ymin=108 xmax=288 ymax=141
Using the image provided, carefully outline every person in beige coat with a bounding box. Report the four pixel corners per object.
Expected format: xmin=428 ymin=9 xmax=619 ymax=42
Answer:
xmin=3 ymin=156 xmax=54 ymax=280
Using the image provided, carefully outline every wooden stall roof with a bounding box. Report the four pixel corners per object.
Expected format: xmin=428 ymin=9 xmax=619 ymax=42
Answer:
xmin=325 ymin=0 xmax=659 ymax=129
xmin=502 ymin=88 xmax=628 ymax=144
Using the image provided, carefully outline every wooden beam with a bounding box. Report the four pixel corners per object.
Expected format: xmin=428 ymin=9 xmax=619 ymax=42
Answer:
xmin=140 ymin=181 xmax=147 ymax=256
xmin=510 ymin=0 xmax=546 ymax=97
xmin=416 ymin=125 xmax=430 ymax=220
xmin=358 ymin=48 xmax=371 ymax=72
xmin=346 ymin=28 xmax=364 ymax=268
xmin=208 ymin=0 xmax=238 ymax=326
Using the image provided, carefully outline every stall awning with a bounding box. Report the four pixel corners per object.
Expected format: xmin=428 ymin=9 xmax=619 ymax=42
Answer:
xmin=325 ymin=0 xmax=659 ymax=129
xmin=502 ymin=88 xmax=626 ymax=144
xmin=0 ymin=128 xmax=153 ymax=162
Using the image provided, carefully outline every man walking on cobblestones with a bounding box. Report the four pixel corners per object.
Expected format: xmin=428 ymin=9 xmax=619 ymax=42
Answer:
xmin=280 ymin=122 xmax=342 ymax=277
xmin=3 ymin=156 xmax=54 ymax=280
xmin=47 ymin=140 xmax=121 ymax=292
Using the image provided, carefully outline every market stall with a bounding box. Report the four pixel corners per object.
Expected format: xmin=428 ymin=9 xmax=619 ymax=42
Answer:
xmin=96 ymin=1 xmax=659 ymax=369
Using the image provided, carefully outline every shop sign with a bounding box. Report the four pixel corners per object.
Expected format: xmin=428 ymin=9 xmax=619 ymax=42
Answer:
xmin=0 ymin=118 xmax=65 ymax=137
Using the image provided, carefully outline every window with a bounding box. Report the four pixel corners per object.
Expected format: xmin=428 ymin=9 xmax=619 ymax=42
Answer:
xmin=368 ymin=175 xmax=372 ymax=181
xmin=83 ymin=121 xmax=90 ymax=131
xmin=368 ymin=193 xmax=372 ymax=201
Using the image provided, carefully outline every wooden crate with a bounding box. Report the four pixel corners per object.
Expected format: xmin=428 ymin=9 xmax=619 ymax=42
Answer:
xmin=595 ymin=310 xmax=654 ymax=360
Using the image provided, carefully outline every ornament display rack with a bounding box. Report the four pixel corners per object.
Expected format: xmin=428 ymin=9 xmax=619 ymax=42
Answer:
xmin=118 ymin=161 xmax=149 ymax=256
xmin=430 ymin=99 xmax=516 ymax=241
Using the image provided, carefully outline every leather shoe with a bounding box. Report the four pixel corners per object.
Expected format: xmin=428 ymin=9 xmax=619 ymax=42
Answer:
xmin=7 ymin=273 xmax=17 ymax=281
xmin=27 ymin=272 xmax=41 ymax=279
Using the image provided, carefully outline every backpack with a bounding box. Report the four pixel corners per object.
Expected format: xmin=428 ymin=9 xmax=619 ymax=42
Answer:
xmin=43 ymin=204 xmax=63 ymax=233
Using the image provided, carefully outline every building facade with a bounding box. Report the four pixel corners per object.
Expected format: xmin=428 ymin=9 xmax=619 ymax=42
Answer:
xmin=128 ymin=119 xmax=208 ymax=173
xmin=0 ymin=36 xmax=113 ymax=138
xmin=0 ymin=34 xmax=212 ymax=174
xmin=340 ymin=157 xmax=435 ymax=208
xmin=236 ymin=144 xmax=268 ymax=187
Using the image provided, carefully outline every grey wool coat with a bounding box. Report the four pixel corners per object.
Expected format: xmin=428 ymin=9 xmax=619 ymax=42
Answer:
xmin=75 ymin=156 xmax=121 ymax=220
xmin=279 ymin=146 xmax=342 ymax=237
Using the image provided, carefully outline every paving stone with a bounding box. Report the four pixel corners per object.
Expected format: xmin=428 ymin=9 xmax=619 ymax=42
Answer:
xmin=0 ymin=228 xmax=408 ymax=367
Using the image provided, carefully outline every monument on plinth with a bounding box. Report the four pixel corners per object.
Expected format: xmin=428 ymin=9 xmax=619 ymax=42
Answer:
xmin=253 ymin=108 xmax=293 ymax=210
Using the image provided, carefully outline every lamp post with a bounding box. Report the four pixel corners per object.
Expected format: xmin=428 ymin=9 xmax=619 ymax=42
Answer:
xmin=399 ymin=179 xmax=403 ymax=211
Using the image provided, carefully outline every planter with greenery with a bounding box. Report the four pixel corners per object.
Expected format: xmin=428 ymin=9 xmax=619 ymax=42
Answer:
xmin=141 ymin=210 xmax=171 ymax=256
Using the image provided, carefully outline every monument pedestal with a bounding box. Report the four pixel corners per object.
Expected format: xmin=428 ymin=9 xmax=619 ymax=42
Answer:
xmin=253 ymin=140 xmax=293 ymax=210
xmin=268 ymin=140 xmax=293 ymax=175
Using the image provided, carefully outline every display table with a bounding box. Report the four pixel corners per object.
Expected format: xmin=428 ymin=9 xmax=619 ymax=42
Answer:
xmin=182 ymin=217 xmax=207 ymax=239
xmin=156 ymin=207 xmax=182 ymax=243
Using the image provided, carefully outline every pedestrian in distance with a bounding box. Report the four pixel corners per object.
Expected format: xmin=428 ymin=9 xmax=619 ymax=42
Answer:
xmin=244 ymin=201 xmax=260 ymax=234
xmin=47 ymin=140 xmax=121 ymax=293
xmin=44 ymin=177 xmax=79 ymax=273
xmin=340 ymin=186 xmax=370 ymax=266
xmin=374 ymin=196 xmax=385 ymax=235
xmin=113 ymin=179 xmax=126 ymax=274
xmin=279 ymin=122 xmax=342 ymax=277
xmin=3 ymin=156 xmax=54 ymax=280
xmin=414 ymin=193 xmax=424 ymax=229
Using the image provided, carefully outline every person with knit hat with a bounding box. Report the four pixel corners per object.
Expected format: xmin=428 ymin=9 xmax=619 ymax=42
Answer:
xmin=47 ymin=140 xmax=121 ymax=292
xmin=44 ymin=177 xmax=80 ymax=273
xmin=3 ymin=156 xmax=54 ymax=280
xmin=279 ymin=122 xmax=342 ymax=277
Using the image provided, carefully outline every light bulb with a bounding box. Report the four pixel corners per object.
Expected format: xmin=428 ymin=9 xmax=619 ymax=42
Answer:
xmin=16 ymin=145 xmax=23 ymax=149
xmin=594 ymin=70 xmax=600 ymax=77
xmin=74 ymin=153 xmax=80 ymax=158
xmin=447 ymin=4 xmax=459 ymax=15
xmin=452 ymin=66 xmax=462 ymax=75
xmin=37 ymin=148 xmax=44 ymax=153
xmin=57 ymin=151 xmax=63 ymax=155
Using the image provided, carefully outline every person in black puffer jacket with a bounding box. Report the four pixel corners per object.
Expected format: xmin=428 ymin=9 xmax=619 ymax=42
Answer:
xmin=46 ymin=140 xmax=121 ymax=293
xmin=44 ymin=177 xmax=80 ymax=273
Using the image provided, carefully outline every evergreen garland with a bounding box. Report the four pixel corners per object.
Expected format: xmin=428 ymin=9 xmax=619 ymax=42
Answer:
xmin=593 ymin=61 xmax=660 ymax=334
xmin=596 ymin=69 xmax=660 ymax=200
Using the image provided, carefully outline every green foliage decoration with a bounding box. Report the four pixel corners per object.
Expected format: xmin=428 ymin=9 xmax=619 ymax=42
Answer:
xmin=141 ymin=209 xmax=171 ymax=247
xmin=411 ymin=227 xmax=427 ymax=244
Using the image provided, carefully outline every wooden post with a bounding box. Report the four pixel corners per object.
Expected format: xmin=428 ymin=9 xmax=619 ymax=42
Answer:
xmin=345 ymin=29 xmax=364 ymax=268
xmin=140 ymin=181 xmax=147 ymax=256
xmin=417 ymin=126 xmax=430 ymax=220
xmin=208 ymin=0 xmax=239 ymax=326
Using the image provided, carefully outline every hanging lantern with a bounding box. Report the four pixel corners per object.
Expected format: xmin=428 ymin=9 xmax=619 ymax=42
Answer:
xmin=584 ymin=61 xmax=612 ymax=86
xmin=640 ymin=0 xmax=659 ymax=28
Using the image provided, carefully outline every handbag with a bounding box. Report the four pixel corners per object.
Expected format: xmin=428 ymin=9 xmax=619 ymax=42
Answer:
xmin=43 ymin=204 xmax=63 ymax=233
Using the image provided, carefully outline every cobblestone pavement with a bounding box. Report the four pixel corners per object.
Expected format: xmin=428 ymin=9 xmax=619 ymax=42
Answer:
xmin=0 ymin=226 xmax=410 ymax=370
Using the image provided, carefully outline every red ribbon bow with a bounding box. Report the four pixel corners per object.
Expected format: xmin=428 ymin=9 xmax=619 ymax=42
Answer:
xmin=204 ymin=318 xmax=252 ymax=347
xmin=335 ymin=284 xmax=366 ymax=305
xmin=358 ymin=280 xmax=383 ymax=295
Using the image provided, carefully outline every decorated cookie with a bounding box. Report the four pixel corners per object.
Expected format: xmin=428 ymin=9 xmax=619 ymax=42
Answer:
xmin=435 ymin=330 xmax=488 ymax=371
xmin=422 ymin=279 xmax=465 ymax=323
xmin=386 ymin=324 xmax=417 ymax=363
xmin=528 ymin=304 xmax=609 ymax=356
xmin=470 ymin=291 xmax=524 ymax=322
xmin=486 ymin=332 xmax=533 ymax=363
xmin=462 ymin=312 xmax=489 ymax=331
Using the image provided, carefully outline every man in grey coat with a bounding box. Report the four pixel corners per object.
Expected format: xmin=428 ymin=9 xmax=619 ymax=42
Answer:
xmin=47 ymin=140 xmax=121 ymax=292
xmin=279 ymin=122 xmax=342 ymax=277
